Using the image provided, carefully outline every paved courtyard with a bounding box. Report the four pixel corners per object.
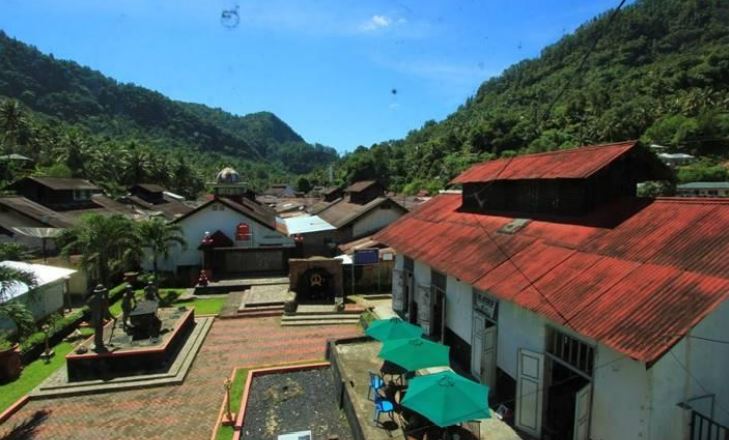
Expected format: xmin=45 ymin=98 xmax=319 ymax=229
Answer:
xmin=0 ymin=317 xmax=361 ymax=440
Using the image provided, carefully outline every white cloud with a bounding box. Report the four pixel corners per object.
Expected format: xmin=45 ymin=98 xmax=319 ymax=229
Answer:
xmin=360 ymin=14 xmax=403 ymax=32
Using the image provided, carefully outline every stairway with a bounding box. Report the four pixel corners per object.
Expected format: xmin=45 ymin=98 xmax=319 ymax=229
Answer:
xmin=280 ymin=304 xmax=366 ymax=326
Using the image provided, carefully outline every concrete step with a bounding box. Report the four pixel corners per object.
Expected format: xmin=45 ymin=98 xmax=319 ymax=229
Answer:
xmin=293 ymin=308 xmax=364 ymax=316
xmin=236 ymin=307 xmax=283 ymax=319
xmin=282 ymin=313 xmax=361 ymax=321
xmin=280 ymin=318 xmax=360 ymax=327
xmin=238 ymin=304 xmax=284 ymax=312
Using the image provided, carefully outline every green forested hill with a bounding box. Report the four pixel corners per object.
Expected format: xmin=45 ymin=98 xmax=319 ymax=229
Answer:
xmin=337 ymin=0 xmax=729 ymax=193
xmin=0 ymin=31 xmax=337 ymax=196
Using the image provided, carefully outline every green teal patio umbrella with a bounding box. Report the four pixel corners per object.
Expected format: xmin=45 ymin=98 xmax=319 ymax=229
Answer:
xmin=366 ymin=317 xmax=423 ymax=341
xmin=401 ymin=371 xmax=491 ymax=427
xmin=378 ymin=337 xmax=450 ymax=372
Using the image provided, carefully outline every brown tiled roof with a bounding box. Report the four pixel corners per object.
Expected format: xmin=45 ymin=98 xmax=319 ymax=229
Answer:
xmin=317 ymin=196 xmax=407 ymax=229
xmin=174 ymin=196 xmax=278 ymax=230
xmin=24 ymin=176 xmax=100 ymax=191
xmin=0 ymin=196 xmax=73 ymax=228
xmin=344 ymin=180 xmax=378 ymax=193
xmin=132 ymin=183 xmax=165 ymax=193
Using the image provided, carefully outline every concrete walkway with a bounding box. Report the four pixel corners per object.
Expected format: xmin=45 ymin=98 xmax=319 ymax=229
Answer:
xmin=0 ymin=317 xmax=361 ymax=440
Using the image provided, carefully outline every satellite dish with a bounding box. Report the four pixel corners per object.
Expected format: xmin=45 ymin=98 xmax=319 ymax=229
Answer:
xmin=11 ymin=227 xmax=64 ymax=262
xmin=11 ymin=227 xmax=63 ymax=239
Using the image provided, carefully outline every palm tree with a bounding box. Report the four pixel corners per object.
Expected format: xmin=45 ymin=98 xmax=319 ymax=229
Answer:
xmin=0 ymin=99 xmax=28 ymax=153
xmin=137 ymin=216 xmax=186 ymax=280
xmin=0 ymin=265 xmax=37 ymax=338
xmin=60 ymin=214 xmax=141 ymax=286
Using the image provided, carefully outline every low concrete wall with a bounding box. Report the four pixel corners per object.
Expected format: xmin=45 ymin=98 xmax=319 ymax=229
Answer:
xmin=327 ymin=336 xmax=375 ymax=440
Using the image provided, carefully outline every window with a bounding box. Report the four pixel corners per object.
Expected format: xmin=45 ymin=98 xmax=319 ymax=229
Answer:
xmin=547 ymin=328 xmax=595 ymax=376
xmin=73 ymin=189 xmax=90 ymax=201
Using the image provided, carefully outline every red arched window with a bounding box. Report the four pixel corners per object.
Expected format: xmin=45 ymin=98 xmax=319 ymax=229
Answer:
xmin=235 ymin=223 xmax=251 ymax=241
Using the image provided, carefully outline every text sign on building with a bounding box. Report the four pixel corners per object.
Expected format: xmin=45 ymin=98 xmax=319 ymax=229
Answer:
xmin=474 ymin=290 xmax=498 ymax=320
xmin=354 ymin=249 xmax=379 ymax=265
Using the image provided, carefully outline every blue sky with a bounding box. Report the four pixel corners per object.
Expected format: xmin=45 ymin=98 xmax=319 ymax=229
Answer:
xmin=0 ymin=0 xmax=623 ymax=153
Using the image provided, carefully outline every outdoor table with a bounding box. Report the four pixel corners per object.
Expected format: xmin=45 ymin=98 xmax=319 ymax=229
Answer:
xmin=380 ymin=360 xmax=409 ymax=386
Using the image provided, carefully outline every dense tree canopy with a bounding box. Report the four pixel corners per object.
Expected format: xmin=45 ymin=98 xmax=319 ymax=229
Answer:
xmin=336 ymin=0 xmax=729 ymax=193
xmin=0 ymin=31 xmax=339 ymax=194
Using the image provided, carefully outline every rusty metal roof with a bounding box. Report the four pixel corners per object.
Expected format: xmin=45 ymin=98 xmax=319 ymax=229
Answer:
xmin=375 ymin=194 xmax=729 ymax=363
xmin=451 ymin=141 xmax=638 ymax=184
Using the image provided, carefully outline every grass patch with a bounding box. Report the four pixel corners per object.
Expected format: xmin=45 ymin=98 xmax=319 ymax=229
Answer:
xmin=109 ymin=289 xmax=225 ymax=316
xmin=0 ymin=328 xmax=93 ymax=413
xmin=216 ymin=367 xmax=249 ymax=440
xmin=188 ymin=297 xmax=226 ymax=315
xmin=214 ymin=360 xmax=324 ymax=440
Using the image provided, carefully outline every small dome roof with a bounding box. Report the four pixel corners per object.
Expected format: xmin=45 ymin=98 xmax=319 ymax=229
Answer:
xmin=216 ymin=167 xmax=240 ymax=184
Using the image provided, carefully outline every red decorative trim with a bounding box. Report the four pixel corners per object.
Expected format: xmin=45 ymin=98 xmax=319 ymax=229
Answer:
xmin=232 ymin=361 xmax=331 ymax=440
xmin=0 ymin=395 xmax=30 ymax=424
xmin=66 ymin=309 xmax=194 ymax=360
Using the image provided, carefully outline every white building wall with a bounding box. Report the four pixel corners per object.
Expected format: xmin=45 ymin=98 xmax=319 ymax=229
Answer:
xmin=647 ymin=300 xmax=729 ymax=440
xmin=351 ymin=206 xmax=404 ymax=239
xmin=0 ymin=281 xmax=65 ymax=331
xmin=591 ymin=345 xmax=650 ymax=440
xmin=445 ymin=276 xmax=473 ymax=343
xmin=413 ymin=260 xmax=431 ymax=288
xmin=394 ymin=254 xmax=404 ymax=271
xmin=495 ymin=298 xmax=548 ymax=379
xmin=155 ymin=201 xmax=294 ymax=271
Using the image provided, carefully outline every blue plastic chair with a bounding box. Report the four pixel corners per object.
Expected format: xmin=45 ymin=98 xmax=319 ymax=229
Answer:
xmin=374 ymin=394 xmax=395 ymax=424
xmin=367 ymin=371 xmax=385 ymax=401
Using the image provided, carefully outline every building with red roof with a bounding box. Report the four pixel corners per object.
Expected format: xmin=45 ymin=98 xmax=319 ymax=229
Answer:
xmin=375 ymin=141 xmax=729 ymax=440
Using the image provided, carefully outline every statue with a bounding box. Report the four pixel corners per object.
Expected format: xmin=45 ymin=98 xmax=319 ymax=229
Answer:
xmin=88 ymin=284 xmax=115 ymax=352
xmin=144 ymin=280 xmax=161 ymax=302
xmin=121 ymin=284 xmax=137 ymax=332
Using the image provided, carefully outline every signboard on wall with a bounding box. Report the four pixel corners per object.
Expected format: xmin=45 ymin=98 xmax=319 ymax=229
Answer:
xmin=235 ymin=223 xmax=251 ymax=241
xmin=353 ymin=249 xmax=379 ymax=265
xmin=474 ymin=290 xmax=498 ymax=320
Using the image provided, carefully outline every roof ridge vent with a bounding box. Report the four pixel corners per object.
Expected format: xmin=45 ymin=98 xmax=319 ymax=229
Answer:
xmin=498 ymin=218 xmax=531 ymax=234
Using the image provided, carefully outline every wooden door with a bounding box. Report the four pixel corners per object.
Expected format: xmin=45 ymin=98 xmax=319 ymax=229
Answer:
xmin=481 ymin=325 xmax=497 ymax=389
xmin=516 ymin=349 xmax=544 ymax=437
xmin=471 ymin=313 xmax=485 ymax=377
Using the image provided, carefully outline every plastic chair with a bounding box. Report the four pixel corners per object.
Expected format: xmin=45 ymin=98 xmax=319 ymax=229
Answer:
xmin=367 ymin=371 xmax=385 ymax=401
xmin=374 ymin=394 xmax=395 ymax=424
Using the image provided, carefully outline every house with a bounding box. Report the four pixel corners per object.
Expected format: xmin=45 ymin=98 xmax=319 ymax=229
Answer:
xmin=313 ymin=180 xmax=408 ymax=244
xmin=321 ymin=186 xmax=343 ymax=202
xmin=676 ymin=181 xmax=729 ymax=198
xmin=280 ymin=214 xmax=337 ymax=257
xmin=0 ymin=261 xmax=75 ymax=332
xmin=261 ymin=183 xmax=296 ymax=198
xmin=153 ymin=168 xmax=295 ymax=283
xmin=6 ymin=176 xmax=102 ymax=211
xmin=126 ymin=183 xmax=194 ymax=220
xmin=376 ymin=141 xmax=729 ymax=440
xmin=0 ymin=196 xmax=73 ymax=251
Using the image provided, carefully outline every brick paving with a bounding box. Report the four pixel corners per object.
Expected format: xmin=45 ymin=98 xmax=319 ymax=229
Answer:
xmin=0 ymin=317 xmax=361 ymax=440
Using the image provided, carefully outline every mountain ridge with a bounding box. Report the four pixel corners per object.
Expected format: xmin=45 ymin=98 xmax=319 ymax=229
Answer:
xmin=0 ymin=30 xmax=337 ymax=176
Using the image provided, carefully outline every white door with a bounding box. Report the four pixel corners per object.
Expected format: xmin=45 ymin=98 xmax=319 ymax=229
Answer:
xmin=481 ymin=326 xmax=497 ymax=388
xmin=515 ymin=349 xmax=544 ymax=437
xmin=573 ymin=383 xmax=592 ymax=440
xmin=471 ymin=313 xmax=485 ymax=377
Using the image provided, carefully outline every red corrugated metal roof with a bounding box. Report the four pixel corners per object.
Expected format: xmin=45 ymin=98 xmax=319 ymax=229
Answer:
xmin=374 ymin=194 xmax=729 ymax=363
xmin=451 ymin=140 xmax=638 ymax=184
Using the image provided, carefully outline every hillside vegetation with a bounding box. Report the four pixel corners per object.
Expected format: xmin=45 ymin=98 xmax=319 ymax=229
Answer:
xmin=337 ymin=0 xmax=729 ymax=193
xmin=0 ymin=31 xmax=337 ymax=196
